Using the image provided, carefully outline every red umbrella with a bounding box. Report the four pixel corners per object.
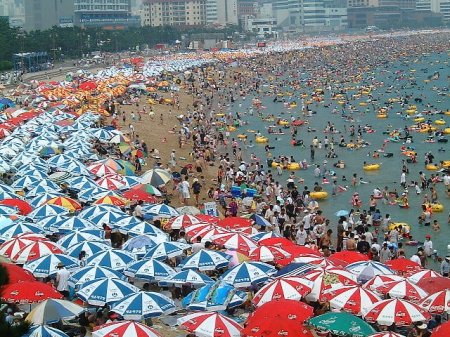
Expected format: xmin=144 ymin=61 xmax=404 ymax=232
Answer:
xmin=295 ymin=255 xmax=348 ymax=268
xmin=195 ymin=214 xmax=220 ymax=223
xmin=79 ymin=81 xmax=97 ymax=91
xmin=164 ymin=214 xmax=201 ymax=230
xmin=217 ymin=217 xmax=253 ymax=230
xmin=416 ymin=276 xmax=450 ymax=294
xmin=122 ymin=189 xmax=158 ymax=203
xmin=259 ymin=237 xmax=295 ymax=247
xmin=363 ymin=274 xmax=405 ymax=290
xmin=0 ymin=262 xmax=35 ymax=284
xmin=321 ymin=285 xmax=381 ymax=315
xmin=374 ymin=280 xmax=428 ymax=302
xmin=252 ymin=277 xmax=313 ymax=307
xmin=249 ymin=245 xmax=291 ymax=262
xmin=431 ymin=320 xmax=450 ymax=337
xmin=93 ymin=321 xmax=162 ymax=337
xmin=242 ymin=300 xmax=314 ymax=337
xmin=12 ymin=241 xmax=64 ymax=264
xmin=184 ymin=223 xmax=216 ymax=238
xmin=408 ymin=270 xmax=441 ymax=284
xmin=282 ymin=244 xmax=321 ymax=257
xmin=0 ymin=234 xmax=47 ymax=258
xmin=421 ymin=289 xmax=450 ymax=314
xmin=385 ymin=259 xmax=422 ymax=276
xmin=210 ymin=232 xmax=257 ymax=253
xmin=0 ymin=198 xmax=33 ymax=215
xmin=1 ymin=281 xmax=62 ymax=303
xmin=332 ymin=250 xmax=369 ymax=264
xmin=178 ymin=312 xmax=242 ymax=337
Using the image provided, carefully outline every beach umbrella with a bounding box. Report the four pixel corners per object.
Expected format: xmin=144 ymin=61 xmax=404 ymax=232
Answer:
xmin=91 ymin=128 xmax=112 ymax=141
xmin=124 ymin=258 xmax=176 ymax=281
xmin=143 ymin=241 xmax=190 ymax=260
xmin=26 ymin=184 xmax=62 ymax=198
xmin=185 ymin=223 xmax=216 ymax=239
xmin=119 ymin=220 xmax=167 ymax=240
xmin=165 ymin=214 xmax=200 ymax=230
xmin=194 ymin=227 xmax=229 ymax=243
xmin=86 ymin=249 xmax=136 ymax=271
xmin=93 ymin=195 xmax=127 ymax=207
xmin=217 ymin=216 xmax=253 ymax=230
xmin=110 ymin=291 xmax=176 ymax=320
xmin=35 ymin=215 xmax=68 ymax=232
xmin=96 ymin=175 xmax=126 ymax=190
xmin=303 ymin=266 xmax=358 ymax=301
xmin=118 ymin=175 xmax=142 ymax=189
xmin=332 ymin=251 xmax=369 ymax=264
xmin=248 ymin=245 xmax=291 ymax=262
xmin=76 ymin=277 xmax=139 ymax=306
xmin=140 ymin=168 xmax=171 ymax=186
xmin=0 ymin=261 xmax=35 ymax=284
xmin=1 ymin=280 xmax=62 ymax=303
xmin=176 ymin=205 xmax=201 ymax=215
xmin=243 ymin=300 xmax=314 ymax=337
xmin=335 ymin=210 xmax=350 ymax=217
xmin=92 ymin=321 xmax=162 ymax=337
xmin=182 ymin=282 xmax=246 ymax=311
xmin=11 ymin=175 xmax=41 ymax=190
xmin=27 ymin=204 xmax=69 ymax=220
xmin=245 ymin=213 xmax=271 ymax=228
xmin=51 ymin=217 xmax=97 ymax=233
xmin=25 ymin=298 xmax=84 ymax=325
xmin=362 ymin=298 xmax=431 ymax=326
xmin=25 ymin=325 xmax=69 ymax=337
xmin=87 ymin=211 xmax=128 ymax=229
xmin=122 ymin=189 xmax=157 ymax=203
xmin=66 ymin=176 xmax=98 ymax=191
xmin=77 ymin=187 xmax=108 ymax=202
xmin=29 ymin=192 xmax=65 ymax=207
xmin=294 ymin=255 xmax=348 ymax=268
xmin=0 ymin=198 xmax=33 ymax=215
xmin=368 ymin=333 xmax=405 ymax=337
xmin=88 ymin=162 xmax=117 ymax=177
xmin=258 ymin=237 xmax=296 ymax=247
xmin=321 ymin=285 xmax=382 ymax=315
xmin=56 ymin=231 xmax=105 ymax=249
xmin=121 ymin=235 xmax=157 ymax=258
xmin=13 ymin=241 xmax=65 ymax=264
xmin=44 ymin=196 xmax=81 ymax=212
xmin=346 ymin=261 xmax=394 ymax=283
xmin=68 ymin=266 xmax=125 ymax=288
xmin=23 ymin=253 xmax=80 ymax=277
xmin=416 ymin=276 xmax=450 ymax=294
xmin=374 ymin=279 xmax=428 ymax=302
xmin=252 ymin=276 xmax=313 ymax=307
xmin=385 ymin=259 xmax=422 ymax=276
xmin=307 ymin=312 xmax=376 ymax=337
xmin=178 ymin=312 xmax=242 ymax=337
xmin=143 ymin=203 xmax=179 ymax=218
xmin=408 ymin=269 xmax=441 ymax=284
xmin=179 ymin=249 xmax=230 ymax=271
xmin=78 ymin=204 xmax=125 ymax=219
xmin=431 ymin=321 xmax=450 ymax=337
xmin=220 ymin=261 xmax=276 ymax=288
xmin=420 ymin=289 xmax=450 ymax=314
xmin=363 ymin=274 xmax=405 ymax=290
xmin=109 ymin=134 xmax=131 ymax=144
xmin=130 ymin=184 xmax=162 ymax=196
xmin=0 ymin=213 xmax=14 ymax=227
xmin=160 ymin=269 xmax=214 ymax=286
xmin=211 ymin=232 xmax=257 ymax=253
xmin=0 ymin=234 xmax=46 ymax=258
xmin=250 ymin=231 xmax=282 ymax=242
xmin=0 ymin=223 xmax=45 ymax=242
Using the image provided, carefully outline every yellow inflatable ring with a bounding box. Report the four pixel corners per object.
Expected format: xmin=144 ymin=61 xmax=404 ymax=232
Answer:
xmin=430 ymin=203 xmax=444 ymax=212
xmin=237 ymin=134 xmax=247 ymax=139
xmin=441 ymin=161 xmax=450 ymax=168
xmin=228 ymin=126 xmax=236 ymax=132
xmin=434 ymin=119 xmax=446 ymax=125
xmin=426 ymin=164 xmax=438 ymax=171
xmin=255 ymin=137 xmax=268 ymax=143
xmin=377 ymin=114 xmax=388 ymax=119
xmin=414 ymin=117 xmax=425 ymax=123
xmin=287 ymin=163 xmax=301 ymax=170
xmin=388 ymin=222 xmax=410 ymax=231
xmin=443 ymin=128 xmax=450 ymax=135
xmin=310 ymin=191 xmax=328 ymax=200
xmin=363 ymin=164 xmax=381 ymax=171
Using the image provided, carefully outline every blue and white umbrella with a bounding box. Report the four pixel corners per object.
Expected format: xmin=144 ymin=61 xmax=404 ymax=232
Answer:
xmin=124 ymin=258 xmax=176 ymax=281
xmin=11 ymin=175 xmax=41 ymax=190
xmin=159 ymin=269 xmax=214 ymax=286
xmin=0 ymin=205 xmax=18 ymax=216
xmin=335 ymin=210 xmax=350 ymax=217
xmin=247 ymin=214 xmax=270 ymax=228
xmin=60 ymin=161 xmax=91 ymax=176
xmin=143 ymin=204 xmax=179 ymax=218
xmin=25 ymin=325 xmax=69 ymax=337
xmin=0 ymin=183 xmax=17 ymax=195
xmin=0 ymin=190 xmax=22 ymax=200
xmin=27 ymin=204 xmax=69 ymax=221
xmin=51 ymin=217 xmax=98 ymax=233
xmin=57 ymin=230 xmax=105 ymax=249
xmin=89 ymin=212 xmax=128 ymax=229
xmin=31 ymin=179 xmax=61 ymax=191
xmin=25 ymin=298 xmax=84 ymax=325
xmin=118 ymin=220 xmax=167 ymax=241
xmin=76 ymin=277 xmax=139 ymax=306
xmin=35 ymin=215 xmax=67 ymax=232
xmin=119 ymin=176 xmax=142 ymax=189
xmin=0 ymin=223 xmax=45 ymax=242
xmin=68 ymin=266 xmax=125 ymax=288
xmin=143 ymin=242 xmax=191 ymax=261
xmin=23 ymin=253 xmax=80 ymax=277
xmin=66 ymin=240 xmax=112 ymax=259
xmin=86 ymin=249 xmax=136 ymax=271
xmin=110 ymin=291 xmax=176 ymax=320
xmin=29 ymin=192 xmax=65 ymax=207
xmin=346 ymin=261 xmax=394 ymax=283
xmin=179 ymin=249 xmax=230 ymax=271
xmin=15 ymin=169 xmax=48 ymax=180
xmin=122 ymin=235 xmax=157 ymax=258
xmin=0 ymin=215 xmax=14 ymax=228
xmin=220 ymin=261 xmax=277 ymax=288
xmin=90 ymin=128 xmax=112 ymax=141
xmin=275 ymin=262 xmax=316 ymax=278
xmin=66 ymin=176 xmax=98 ymax=191
xmin=26 ymin=185 xmax=62 ymax=198
xmin=79 ymin=204 xmax=125 ymax=218
xmin=77 ymin=187 xmax=108 ymax=202
xmin=250 ymin=231 xmax=282 ymax=242
xmin=47 ymin=154 xmax=80 ymax=168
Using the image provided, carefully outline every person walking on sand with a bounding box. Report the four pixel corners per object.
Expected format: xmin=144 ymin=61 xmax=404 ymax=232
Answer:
xmin=181 ymin=176 xmax=191 ymax=205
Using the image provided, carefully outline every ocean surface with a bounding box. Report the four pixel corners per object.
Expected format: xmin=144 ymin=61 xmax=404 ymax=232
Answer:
xmin=228 ymin=50 xmax=449 ymax=265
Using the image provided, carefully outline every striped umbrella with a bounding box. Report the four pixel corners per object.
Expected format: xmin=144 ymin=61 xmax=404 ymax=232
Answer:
xmin=45 ymin=197 xmax=82 ymax=212
xmin=408 ymin=269 xmax=441 ymax=284
xmin=0 ymin=233 xmax=47 ymax=258
xmin=87 ymin=162 xmax=117 ymax=177
xmin=130 ymin=184 xmax=162 ymax=196
xmin=321 ymin=285 xmax=382 ymax=315
xmin=160 ymin=269 xmax=214 ymax=286
xmin=92 ymin=321 xmax=162 ymax=337
xmin=93 ymin=195 xmax=127 ymax=207
xmin=0 ymin=223 xmax=45 ymax=242
xmin=211 ymin=232 xmax=258 ymax=253
xmin=66 ymin=241 xmax=112 ymax=259
xmin=51 ymin=217 xmax=97 ymax=233
xmin=124 ymin=258 xmax=176 ymax=280
xmin=23 ymin=253 xmax=80 ymax=277
xmin=179 ymin=249 xmax=230 ymax=271
xmin=29 ymin=192 xmax=65 ymax=207
xmin=26 ymin=325 xmax=69 ymax=337
xmin=25 ymin=298 xmax=84 ymax=325
xmin=374 ymin=279 xmax=428 ymax=302
xmin=86 ymin=249 xmax=136 ymax=271
xmin=12 ymin=241 xmax=65 ymax=264
xmin=56 ymin=230 xmax=105 ymax=249
xmin=140 ymin=169 xmax=172 ymax=186
xmin=27 ymin=204 xmax=69 ymax=220
xmin=96 ymin=174 xmax=126 ymax=190
xmin=143 ymin=204 xmax=179 ymax=218
xmin=165 ymin=214 xmax=200 ymax=230
xmin=76 ymin=277 xmax=139 ymax=306
xmin=346 ymin=261 xmax=394 ymax=283
xmin=69 ymin=266 xmax=125 ymax=288
xmin=220 ymin=261 xmax=276 ymax=288
xmin=178 ymin=312 xmax=242 ymax=337
xmin=143 ymin=241 xmax=191 ymax=260
xmin=248 ymin=245 xmax=291 ymax=262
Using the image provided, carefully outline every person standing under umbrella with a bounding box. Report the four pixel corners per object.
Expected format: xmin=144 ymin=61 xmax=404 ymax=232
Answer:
xmin=56 ymin=262 xmax=70 ymax=299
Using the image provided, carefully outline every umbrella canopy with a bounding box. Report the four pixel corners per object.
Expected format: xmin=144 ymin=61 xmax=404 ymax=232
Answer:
xmin=182 ymin=282 xmax=245 ymax=311
xmin=332 ymin=251 xmax=369 ymax=264
xmin=220 ymin=261 xmax=276 ymax=288
xmin=68 ymin=266 xmax=125 ymax=288
xmin=374 ymin=279 xmax=428 ymax=302
xmin=363 ymin=274 xmax=405 ymax=290
xmin=130 ymin=184 xmax=162 ymax=196
xmin=275 ymin=262 xmax=316 ymax=278
xmin=88 ymin=162 xmax=117 ymax=177
xmin=420 ymin=289 xmax=450 ymax=314
xmin=76 ymin=277 xmax=139 ymax=306
xmin=140 ymin=169 xmax=171 ymax=186
xmin=385 ymin=259 xmax=422 ymax=276
xmin=243 ymin=300 xmax=314 ymax=337
xmin=248 ymin=245 xmax=291 ymax=262
xmin=211 ymin=232 xmax=258 ymax=253
xmin=110 ymin=291 xmax=176 ymax=320
xmin=25 ymin=298 xmax=84 ymax=325
xmin=0 ymin=261 xmax=35 ymax=284
xmin=0 ymin=234 xmax=46 ymax=258
xmin=165 ymin=214 xmax=200 ymax=230
xmin=1 ymin=280 xmax=62 ymax=303
xmin=0 ymin=223 xmax=45 ymax=242
xmin=178 ymin=312 xmax=242 ymax=337
xmin=307 ymin=312 xmax=376 ymax=337
xmin=160 ymin=269 xmax=214 ymax=286
xmin=27 ymin=204 xmax=69 ymax=220
xmin=179 ymin=249 xmax=230 ymax=271
xmin=51 ymin=217 xmax=97 ymax=233
xmin=13 ymin=241 xmax=65 ymax=264
xmin=143 ymin=241 xmax=191 ymax=260
xmin=96 ymin=175 xmax=126 ymax=190
xmin=0 ymin=198 xmax=33 ymax=215
xmin=431 ymin=321 xmax=450 ymax=337
xmin=93 ymin=195 xmax=127 ymax=207
xmin=252 ymin=276 xmax=313 ymax=307
xmin=124 ymin=258 xmax=176 ymax=281
xmin=122 ymin=189 xmax=157 ymax=203
xmin=56 ymin=230 xmax=105 ymax=249
xmin=416 ymin=276 xmax=450 ymax=294
xmin=143 ymin=204 xmax=179 ymax=218
xmin=26 ymin=325 xmax=69 ymax=337
xmin=362 ymin=298 xmax=431 ymax=327
xmin=408 ymin=270 xmax=441 ymax=284
xmin=346 ymin=261 xmax=394 ymax=283
xmin=45 ymin=197 xmax=82 ymax=212
xmin=66 ymin=240 xmax=112 ymax=259
xmin=217 ymin=217 xmax=253 ymax=230
xmin=250 ymin=230 xmax=282 ymax=242
xmin=176 ymin=205 xmax=201 ymax=215
xmin=368 ymin=333 xmax=405 ymax=337
xmin=92 ymin=321 xmax=162 ymax=337
xmin=121 ymin=235 xmax=157 ymax=258
xmin=321 ymin=285 xmax=381 ymax=315
xmin=23 ymin=253 xmax=80 ymax=277
xmin=86 ymin=249 xmax=136 ymax=271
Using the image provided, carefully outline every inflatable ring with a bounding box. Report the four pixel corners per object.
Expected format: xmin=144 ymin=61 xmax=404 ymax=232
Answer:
xmin=363 ymin=164 xmax=381 ymax=171
xmin=434 ymin=119 xmax=446 ymax=125
xmin=255 ymin=137 xmax=268 ymax=143
xmin=429 ymin=203 xmax=444 ymax=212
xmin=377 ymin=114 xmax=388 ymax=119
xmin=237 ymin=134 xmax=247 ymax=139
xmin=310 ymin=191 xmax=328 ymax=200
xmin=414 ymin=117 xmax=425 ymax=123
xmin=287 ymin=162 xmax=301 ymax=170
xmin=426 ymin=164 xmax=438 ymax=171
xmin=443 ymin=128 xmax=450 ymax=135
xmin=388 ymin=222 xmax=410 ymax=231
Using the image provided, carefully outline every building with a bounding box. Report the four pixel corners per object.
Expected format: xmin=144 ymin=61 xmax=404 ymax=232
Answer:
xmin=74 ymin=0 xmax=140 ymax=29
xmin=244 ymin=16 xmax=277 ymax=36
xmin=142 ymin=0 xmax=206 ymax=26
xmin=23 ymin=0 xmax=74 ymax=31
xmin=416 ymin=0 xmax=450 ymax=22
xmin=205 ymin=0 xmax=238 ymax=25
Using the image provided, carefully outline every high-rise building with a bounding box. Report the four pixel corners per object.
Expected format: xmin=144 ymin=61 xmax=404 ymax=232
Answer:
xmin=416 ymin=0 xmax=450 ymax=22
xmin=142 ymin=0 xmax=206 ymax=26
xmin=205 ymin=0 xmax=238 ymax=25
xmin=74 ymin=0 xmax=140 ymax=28
xmin=23 ymin=0 xmax=74 ymax=31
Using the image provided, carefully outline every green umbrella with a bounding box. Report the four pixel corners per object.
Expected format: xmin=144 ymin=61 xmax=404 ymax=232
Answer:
xmin=307 ymin=312 xmax=376 ymax=337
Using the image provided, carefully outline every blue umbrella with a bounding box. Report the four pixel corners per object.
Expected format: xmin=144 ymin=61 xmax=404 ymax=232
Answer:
xmin=122 ymin=235 xmax=157 ymax=258
xmin=25 ymin=325 xmax=69 ymax=337
xmin=90 ymin=128 xmax=112 ymax=141
xmin=250 ymin=231 xmax=282 ymax=242
xmin=35 ymin=215 xmax=67 ymax=231
xmin=31 ymin=179 xmax=61 ymax=191
xmin=89 ymin=212 xmax=128 ymax=229
xmin=335 ymin=210 xmax=350 ymax=217
xmin=60 ymin=161 xmax=91 ymax=176
xmin=0 ymin=223 xmax=45 ymax=242
xmin=248 ymin=214 xmax=271 ymax=228
xmin=124 ymin=258 xmax=176 ymax=281
xmin=25 ymin=299 xmax=84 ymax=325
xmin=275 ymin=262 xmax=317 ymax=278
xmin=0 ymin=205 xmax=18 ymax=216
xmin=143 ymin=241 xmax=191 ymax=260
xmin=57 ymin=230 xmax=105 ymax=249
xmin=68 ymin=266 xmax=125 ymax=288
xmin=76 ymin=277 xmax=139 ymax=306
xmin=77 ymin=187 xmax=109 ymax=202
xmin=11 ymin=175 xmax=41 ymax=190
xmin=78 ymin=204 xmax=124 ymax=218
xmin=0 ymin=215 xmax=14 ymax=228
xmin=66 ymin=176 xmax=98 ymax=191
xmin=23 ymin=253 xmax=80 ymax=277
xmin=110 ymin=291 xmax=176 ymax=320
xmin=66 ymin=240 xmax=112 ymax=259
xmin=159 ymin=269 xmax=214 ymax=286
xmin=143 ymin=204 xmax=179 ymax=218
xmin=28 ymin=192 xmax=65 ymax=207
xmin=27 ymin=204 xmax=69 ymax=221
xmin=51 ymin=217 xmax=97 ymax=234
xmin=220 ymin=261 xmax=276 ymax=288
xmin=179 ymin=249 xmax=230 ymax=271
xmin=26 ymin=185 xmax=62 ymax=198
xmin=119 ymin=220 xmax=167 ymax=240
xmin=86 ymin=249 xmax=136 ymax=271
xmin=15 ymin=169 xmax=48 ymax=180
xmin=47 ymin=154 xmax=80 ymax=168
